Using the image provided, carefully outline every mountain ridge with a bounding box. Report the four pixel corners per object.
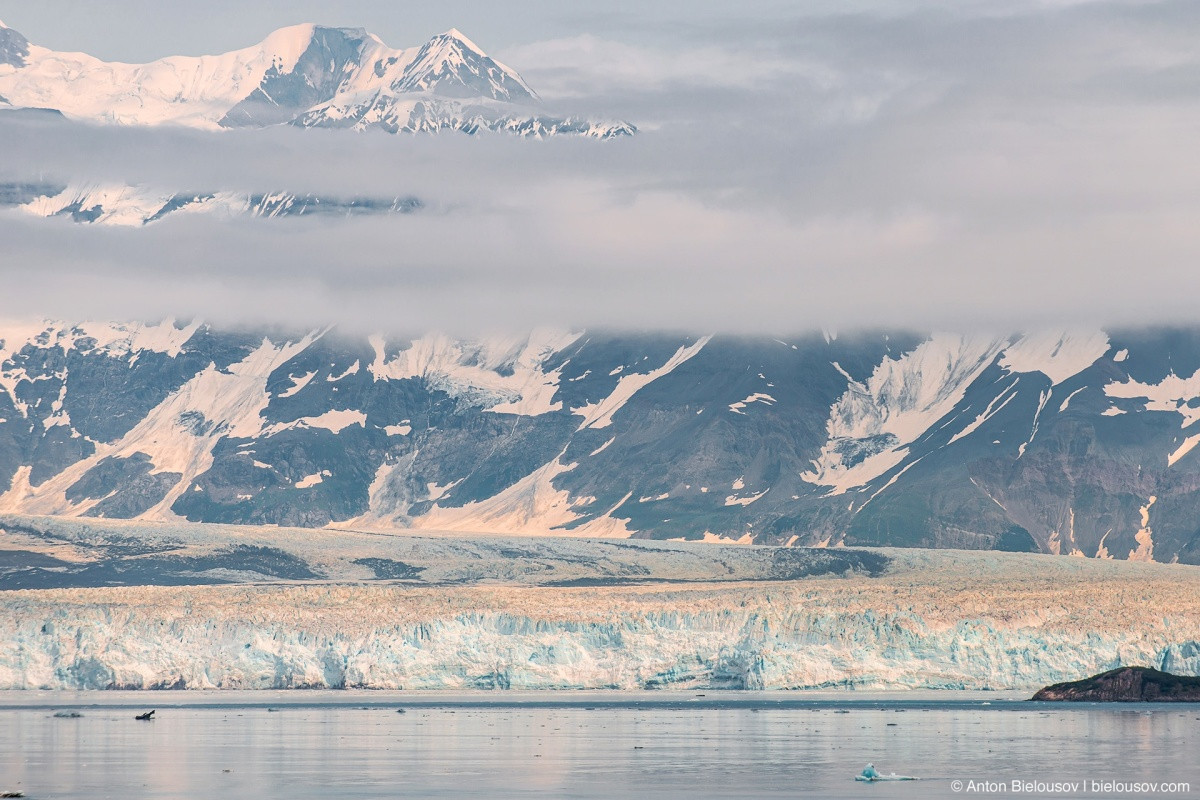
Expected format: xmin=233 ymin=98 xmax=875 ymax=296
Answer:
xmin=0 ymin=181 xmax=423 ymax=225
xmin=2 ymin=320 xmax=1200 ymax=562
xmin=0 ymin=22 xmax=632 ymax=138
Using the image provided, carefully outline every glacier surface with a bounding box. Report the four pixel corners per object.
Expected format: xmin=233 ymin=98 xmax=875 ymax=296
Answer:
xmin=1 ymin=541 xmax=1197 ymax=692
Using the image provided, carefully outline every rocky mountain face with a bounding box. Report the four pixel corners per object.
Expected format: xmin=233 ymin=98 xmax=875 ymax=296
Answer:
xmin=0 ymin=21 xmax=29 ymax=68
xmin=2 ymin=321 xmax=1200 ymax=562
xmin=0 ymin=21 xmax=632 ymax=138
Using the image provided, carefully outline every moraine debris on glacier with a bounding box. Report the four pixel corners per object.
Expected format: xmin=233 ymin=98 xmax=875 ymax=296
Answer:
xmin=1 ymin=536 xmax=1197 ymax=691
xmin=0 ymin=513 xmax=890 ymax=590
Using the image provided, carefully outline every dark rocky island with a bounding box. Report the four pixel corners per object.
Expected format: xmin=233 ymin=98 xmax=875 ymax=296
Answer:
xmin=1032 ymin=667 xmax=1200 ymax=702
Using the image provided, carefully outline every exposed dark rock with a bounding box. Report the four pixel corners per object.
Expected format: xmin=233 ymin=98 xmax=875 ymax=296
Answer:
xmin=352 ymin=557 xmax=425 ymax=580
xmin=68 ymin=453 xmax=181 ymax=519
xmin=0 ymin=541 xmax=322 ymax=590
xmin=1032 ymin=667 xmax=1200 ymax=702
xmin=0 ymin=24 xmax=29 ymax=68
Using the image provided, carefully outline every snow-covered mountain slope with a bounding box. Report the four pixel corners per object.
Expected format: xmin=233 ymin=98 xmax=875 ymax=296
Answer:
xmin=0 ymin=181 xmax=422 ymax=225
xmin=0 ymin=21 xmax=632 ymax=138
xmin=1 ymin=544 xmax=1197 ymax=690
xmin=3 ymin=321 xmax=1200 ymax=563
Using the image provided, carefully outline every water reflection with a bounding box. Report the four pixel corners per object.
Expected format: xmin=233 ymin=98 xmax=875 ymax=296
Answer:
xmin=3 ymin=695 xmax=1199 ymax=799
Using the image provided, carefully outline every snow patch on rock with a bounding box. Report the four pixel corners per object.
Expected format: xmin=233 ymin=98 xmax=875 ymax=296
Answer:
xmin=574 ymin=337 xmax=710 ymax=430
xmin=802 ymin=333 xmax=1008 ymax=494
xmin=0 ymin=334 xmax=317 ymax=518
xmin=264 ymin=409 xmax=367 ymax=436
xmin=1000 ymin=330 xmax=1110 ymax=385
xmin=1104 ymin=368 xmax=1200 ymax=430
xmin=368 ymin=329 xmax=581 ymax=417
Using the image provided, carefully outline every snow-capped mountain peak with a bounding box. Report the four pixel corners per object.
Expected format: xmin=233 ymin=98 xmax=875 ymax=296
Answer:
xmin=0 ymin=21 xmax=629 ymax=137
xmin=393 ymin=28 xmax=538 ymax=103
xmin=441 ymin=28 xmax=481 ymax=51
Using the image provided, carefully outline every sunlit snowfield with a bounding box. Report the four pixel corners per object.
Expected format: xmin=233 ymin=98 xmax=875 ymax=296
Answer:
xmin=3 ymin=692 xmax=1199 ymax=799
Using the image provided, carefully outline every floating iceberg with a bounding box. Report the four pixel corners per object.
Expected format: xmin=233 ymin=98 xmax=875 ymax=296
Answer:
xmin=856 ymin=764 xmax=919 ymax=782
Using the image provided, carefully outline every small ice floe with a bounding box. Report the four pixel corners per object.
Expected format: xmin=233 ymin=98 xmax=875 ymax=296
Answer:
xmin=53 ymin=710 xmax=82 ymax=718
xmin=855 ymin=763 xmax=919 ymax=782
xmin=135 ymin=710 xmax=155 ymax=721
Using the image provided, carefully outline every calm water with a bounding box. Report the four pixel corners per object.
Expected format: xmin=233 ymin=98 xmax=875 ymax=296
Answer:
xmin=2 ymin=691 xmax=1198 ymax=799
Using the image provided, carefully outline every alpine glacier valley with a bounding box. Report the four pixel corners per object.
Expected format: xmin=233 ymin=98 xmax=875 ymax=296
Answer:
xmin=2 ymin=321 xmax=1200 ymax=691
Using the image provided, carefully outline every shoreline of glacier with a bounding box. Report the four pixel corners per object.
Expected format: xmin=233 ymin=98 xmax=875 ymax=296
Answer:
xmin=3 ymin=547 xmax=1198 ymax=692
xmin=0 ymin=688 xmax=1041 ymax=707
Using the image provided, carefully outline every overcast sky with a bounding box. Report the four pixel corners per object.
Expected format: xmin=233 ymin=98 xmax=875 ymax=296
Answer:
xmin=2 ymin=1 xmax=929 ymax=60
xmin=2 ymin=0 xmax=1199 ymax=334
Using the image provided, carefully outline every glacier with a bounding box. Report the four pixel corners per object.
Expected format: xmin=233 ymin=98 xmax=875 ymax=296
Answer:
xmin=0 ymin=531 xmax=1198 ymax=692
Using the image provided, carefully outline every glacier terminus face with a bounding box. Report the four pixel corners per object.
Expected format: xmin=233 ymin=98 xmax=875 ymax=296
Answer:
xmin=1 ymin=530 xmax=1197 ymax=692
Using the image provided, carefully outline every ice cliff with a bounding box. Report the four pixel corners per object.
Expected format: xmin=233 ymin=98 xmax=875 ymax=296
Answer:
xmin=2 ymin=548 xmax=1197 ymax=691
